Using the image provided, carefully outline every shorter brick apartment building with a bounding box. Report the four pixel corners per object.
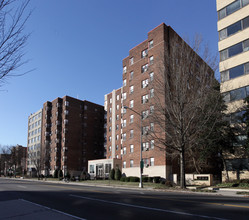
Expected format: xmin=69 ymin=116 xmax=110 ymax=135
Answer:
xmin=27 ymin=95 xmax=105 ymax=177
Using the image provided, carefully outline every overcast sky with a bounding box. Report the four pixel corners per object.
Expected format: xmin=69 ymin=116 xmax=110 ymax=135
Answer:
xmin=0 ymin=0 xmax=218 ymax=147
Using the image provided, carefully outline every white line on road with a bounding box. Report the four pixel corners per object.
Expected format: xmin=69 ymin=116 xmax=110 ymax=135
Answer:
xmin=17 ymin=185 xmax=27 ymax=188
xmin=70 ymin=194 xmax=228 ymax=220
xmin=19 ymin=199 xmax=86 ymax=220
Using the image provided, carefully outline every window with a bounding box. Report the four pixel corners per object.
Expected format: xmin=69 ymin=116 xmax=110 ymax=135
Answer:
xmin=143 ymin=158 xmax=149 ymax=166
xmin=122 ymin=107 xmax=126 ymax=114
xmin=130 ymin=71 xmax=134 ymax=80
xmin=149 ymin=40 xmax=153 ymax=48
xmin=142 ymin=79 xmax=149 ymax=88
xmin=149 ymin=56 xmax=154 ymax=65
xmin=122 ymin=119 xmax=126 ymax=127
xmin=109 ymin=117 xmax=112 ymax=122
xmin=220 ymin=39 xmax=249 ymax=61
xmin=141 ymin=64 xmax=148 ymax=73
xmin=150 ymin=72 xmax=154 ymax=81
xmin=130 ymin=129 xmax=134 ymax=138
xmin=142 ymin=110 xmax=149 ymax=119
xmin=150 ymin=140 xmax=154 ymax=149
xmin=109 ymin=146 xmax=111 ymax=152
xmin=221 ymin=63 xmax=249 ymax=82
xmin=245 ymin=63 xmax=249 ymax=74
xmin=109 ymin=107 xmax=112 ymax=113
xmin=141 ymin=49 xmax=148 ymax=58
xmin=64 ymin=119 xmax=68 ymax=124
xmin=130 ymin=160 xmax=134 ymax=168
xmin=122 ymin=92 xmax=127 ymax=100
xmin=116 ymin=145 xmax=119 ymax=150
xmin=130 ymin=144 xmax=134 ymax=153
xmin=122 ymin=133 xmax=126 ymax=141
xmin=123 ymin=79 xmax=127 ymax=87
xmin=117 ymin=95 xmax=119 ymax=100
xmin=150 ymin=122 xmax=154 ymax=131
xmin=123 ymin=147 xmax=127 ymax=155
xmin=150 ymin=105 xmax=154 ymax=114
xmin=116 ymin=114 xmax=119 ymax=121
xmin=65 ymin=101 xmax=69 ymax=106
xmin=243 ymin=0 xmax=249 ymax=7
xmin=219 ymin=29 xmax=227 ymax=41
xmin=116 ymin=135 xmax=119 ymax=140
xmin=218 ymin=0 xmax=249 ymax=20
xmin=109 ymin=126 xmax=111 ymax=132
xmin=221 ymin=70 xmax=229 ymax=82
xmin=117 ymin=105 xmax=119 ymax=110
xmin=90 ymin=165 xmax=95 ymax=173
xmin=130 ymin=57 xmax=134 ymax=65
xmin=130 ymin=85 xmax=134 ymax=94
xmin=130 ymin=100 xmax=134 ymax=108
xmin=218 ymin=7 xmax=226 ymax=20
xmin=84 ymin=105 xmax=88 ymax=110
xmin=230 ymin=111 xmax=246 ymax=123
xmin=142 ymin=142 xmax=149 ymax=151
xmin=116 ymin=124 xmax=119 ymax=130
xmin=142 ymin=94 xmax=149 ymax=104
xmin=110 ymin=98 xmax=112 ymax=104
xmin=244 ymin=39 xmax=249 ymax=51
xmin=230 ymin=87 xmax=246 ymax=101
xmin=150 ymin=88 xmax=154 ymax=98
xmin=123 ymin=161 xmax=126 ymax=168
xmin=229 ymin=42 xmax=243 ymax=57
xmin=222 ymin=92 xmax=230 ymax=103
xmin=150 ymin=157 xmax=154 ymax=166
xmin=243 ymin=16 xmax=249 ymax=29
xmin=109 ymin=136 xmax=112 ymax=141
xmin=123 ymin=66 xmax=127 ymax=74
xmin=227 ymin=0 xmax=240 ymax=16
xmin=227 ymin=20 xmax=242 ymax=37
xmin=142 ymin=126 xmax=149 ymax=135
xmin=64 ymin=110 xmax=69 ymax=115
xmin=229 ymin=64 xmax=244 ymax=79
xmin=105 ymin=164 xmax=111 ymax=174
xmin=130 ymin=114 xmax=134 ymax=123
xmin=223 ymin=85 xmax=249 ymax=103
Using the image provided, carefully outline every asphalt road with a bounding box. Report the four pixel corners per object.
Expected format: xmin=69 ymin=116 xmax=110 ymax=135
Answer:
xmin=0 ymin=178 xmax=249 ymax=220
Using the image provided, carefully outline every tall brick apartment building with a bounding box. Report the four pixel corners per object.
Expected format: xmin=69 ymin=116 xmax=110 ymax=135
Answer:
xmin=41 ymin=96 xmax=105 ymax=177
xmin=105 ymin=23 xmax=213 ymax=180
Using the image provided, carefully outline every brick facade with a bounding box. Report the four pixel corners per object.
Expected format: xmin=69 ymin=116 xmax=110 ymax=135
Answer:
xmin=41 ymin=96 xmax=104 ymax=176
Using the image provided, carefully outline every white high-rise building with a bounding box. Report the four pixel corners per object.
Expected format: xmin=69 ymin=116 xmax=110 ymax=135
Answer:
xmin=27 ymin=109 xmax=42 ymax=176
xmin=217 ymin=0 xmax=249 ymax=180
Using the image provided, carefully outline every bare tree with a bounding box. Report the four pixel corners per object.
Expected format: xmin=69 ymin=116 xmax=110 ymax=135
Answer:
xmin=0 ymin=145 xmax=11 ymax=176
xmin=0 ymin=0 xmax=31 ymax=87
xmin=147 ymin=34 xmax=219 ymax=188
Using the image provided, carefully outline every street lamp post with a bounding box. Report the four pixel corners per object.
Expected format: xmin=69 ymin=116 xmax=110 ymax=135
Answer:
xmin=124 ymin=106 xmax=143 ymax=188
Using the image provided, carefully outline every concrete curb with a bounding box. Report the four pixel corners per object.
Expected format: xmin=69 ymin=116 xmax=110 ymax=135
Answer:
xmin=2 ymin=177 xmax=249 ymax=197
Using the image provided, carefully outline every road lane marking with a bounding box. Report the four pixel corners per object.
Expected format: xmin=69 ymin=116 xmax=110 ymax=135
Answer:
xmin=137 ymin=195 xmax=249 ymax=209
xmin=19 ymin=199 xmax=86 ymax=220
xmin=17 ymin=185 xmax=27 ymax=188
xmin=70 ymin=194 xmax=227 ymax=220
xmin=207 ymin=202 xmax=249 ymax=209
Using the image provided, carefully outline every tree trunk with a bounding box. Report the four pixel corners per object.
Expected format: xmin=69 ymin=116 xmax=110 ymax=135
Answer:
xmin=221 ymin=155 xmax=229 ymax=182
xmin=180 ymin=149 xmax=186 ymax=188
